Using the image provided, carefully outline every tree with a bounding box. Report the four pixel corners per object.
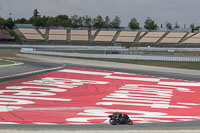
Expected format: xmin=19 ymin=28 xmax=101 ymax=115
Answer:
xmin=55 ymin=15 xmax=70 ymax=27
xmin=190 ymin=23 xmax=195 ymax=29
xmin=15 ymin=18 xmax=28 ymax=24
xmin=144 ymin=17 xmax=158 ymax=30
xmin=0 ymin=17 xmax=5 ymax=26
xmin=77 ymin=16 xmax=84 ymax=28
xmin=110 ymin=16 xmax=121 ymax=29
xmin=71 ymin=14 xmax=79 ymax=28
xmin=128 ymin=18 xmax=140 ymax=30
xmin=5 ymin=18 xmax=15 ymax=29
xmin=56 ymin=15 xmax=69 ymax=21
xmin=92 ymin=15 xmax=104 ymax=29
xmin=165 ymin=22 xmax=172 ymax=30
xmin=46 ymin=17 xmax=57 ymax=27
xmin=104 ymin=16 xmax=110 ymax=29
xmin=174 ymin=22 xmax=180 ymax=28
xmin=65 ymin=18 xmax=72 ymax=27
xmin=83 ymin=15 xmax=92 ymax=28
xmin=32 ymin=17 xmax=45 ymax=27
xmin=33 ymin=9 xmax=40 ymax=18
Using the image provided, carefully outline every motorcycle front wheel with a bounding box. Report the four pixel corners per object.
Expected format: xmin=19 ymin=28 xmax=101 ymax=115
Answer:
xmin=109 ymin=119 xmax=118 ymax=125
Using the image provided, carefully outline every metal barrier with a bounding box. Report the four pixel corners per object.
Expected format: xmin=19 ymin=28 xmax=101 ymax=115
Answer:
xmin=0 ymin=44 xmax=125 ymax=51
xmin=2 ymin=44 xmax=200 ymax=51
xmin=21 ymin=48 xmax=200 ymax=62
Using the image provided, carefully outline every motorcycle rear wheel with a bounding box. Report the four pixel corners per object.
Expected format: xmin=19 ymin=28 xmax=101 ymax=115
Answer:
xmin=127 ymin=119 xmax=133 ymax=125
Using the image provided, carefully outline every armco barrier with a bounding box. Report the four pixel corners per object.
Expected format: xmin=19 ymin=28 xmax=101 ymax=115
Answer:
xmin=2 ymin=44 xmax=200 ymax=51
xmin=0 ymin=44 xmax=125 ymax=51
xmin=21 ymin=48 xmax=200 ymax=62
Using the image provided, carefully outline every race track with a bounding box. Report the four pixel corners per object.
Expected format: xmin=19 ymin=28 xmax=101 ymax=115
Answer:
xmin=0 ymin=59 xmax=200 ymax=130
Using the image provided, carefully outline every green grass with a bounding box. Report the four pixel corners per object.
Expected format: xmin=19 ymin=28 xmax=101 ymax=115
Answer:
xmin=0 ymin=48 xmax=20 ymax=51
xmin=0 ymin=59 xmax=15 ymax=66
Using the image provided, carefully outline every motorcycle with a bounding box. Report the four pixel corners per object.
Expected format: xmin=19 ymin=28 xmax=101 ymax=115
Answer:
xmin=108 ymin=112 xmax=133 ymax=125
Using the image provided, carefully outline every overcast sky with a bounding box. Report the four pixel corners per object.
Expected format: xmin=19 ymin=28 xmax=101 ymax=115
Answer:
xmin=0 ymin=0 xmax=199 ymax=27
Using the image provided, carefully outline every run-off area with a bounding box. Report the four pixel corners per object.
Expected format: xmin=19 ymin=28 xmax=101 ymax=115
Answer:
xmin=0 ymin=67 xmax=200 ymax=125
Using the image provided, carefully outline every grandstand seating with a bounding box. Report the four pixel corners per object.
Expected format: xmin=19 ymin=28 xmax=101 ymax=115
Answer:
xmin=39 ymin=29 xmax=46 ymax=34
xmin=18 ymin=28 xmax=44 ymax=40
xmin=71 ymin=30 xmax=88 ymax=35
xmin=94 ymin=31 xmax=117 ymax=42
xmin=191 ymin=33 xmax=200 ymax=38
xmin=118 ymin=31 xmax=138 ymax=37
xmin=182 ymin=33 xmax=200 ymax=44
xmin=185 ymin=33 xmax=195 ymax=38
xmin=48 ymin=29 xmax=67 ymax=41
xmin=71 ymin=35 xmax=88 ymax=41
xmin=145 ymin=32 xmax=165 ymax=37
xmin=182 ymin=38 xmax=200 ymax=44
xmin=116 ymin=31 xmax=138 ymax=43
xmin=23 ymin=34 xmax=44 ymax=40
xmin=97 ymin=31 xmax=117 ymax=36
xmin=49 ymin=35 xmax=66 ymax=41
xmin=139 ymin=37 xmax=161 ymax=43
xmin=165 ymin=32 xmax=186 ymax=38
xmin=116 ymin=36 xmax=135 ymax=42
xmin=71 ymin=30 xmax=88 ymax=41
xmin=15 ymin=27 xmax=200 ymax=45
xmin=91 ymin=30 xmax=96 ymax=36
xmin=18 ymin=28 xmax=38 ymax=34
xmin=140 ymin=32 xmax=146 ymax=36
xmin=160 ymin=32 xmax=186 ymax=44
xmin=49 ymin=29 xmax=67 ymax=35
xmin=139 ymin=32 xmax=165 ymax=43
xmin=160 ymin=38 xmax=183 ymax=44
xmin=94 ymin=36 xmax=114 ymax=42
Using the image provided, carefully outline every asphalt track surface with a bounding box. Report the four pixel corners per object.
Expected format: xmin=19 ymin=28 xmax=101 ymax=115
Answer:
xmin=0 ymin=58 xmax=64 ymax=78
xmin=0 ymin=59 xmax=200 ymax=130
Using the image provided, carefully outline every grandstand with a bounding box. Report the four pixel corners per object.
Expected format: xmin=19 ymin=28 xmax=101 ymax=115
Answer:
xmin=139 ymin=32 xmax=166 ymax=43
xmin=160 ymin=32 xmax=186 ymax=44
xmin=91 ymin=30 xmax=96 ymax=36
xmin=182 ymin=33 xmax=200 ymax=44
xmin=48 ymin=29 xmax=67 ymax=41
xmin=39 ymin=29 xmax=46 ymax=34
xmin=18 ymin=28 xmax=44 ymax=40
xmin=140 ymin=32 xmax=146 ymax=37
xmin=160 ymin=32 xmax=187 ymax=44
xmin=71 ymin=30 xmax=88 ymax=41
xmin=94 ymin=31 xmax=117 ymax=42
xmin=13 ymin=27 xmax=200 ymax=46
xmin=116 ymin=31 xmax=138 ymax=43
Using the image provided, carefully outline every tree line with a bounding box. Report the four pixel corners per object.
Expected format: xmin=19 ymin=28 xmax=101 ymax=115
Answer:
xmin=0 ymin=9 xmax=198 ymax=30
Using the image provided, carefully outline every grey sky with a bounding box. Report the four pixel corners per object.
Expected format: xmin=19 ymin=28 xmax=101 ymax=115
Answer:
xmin=0 ymin=0 xmax=199 ymax=27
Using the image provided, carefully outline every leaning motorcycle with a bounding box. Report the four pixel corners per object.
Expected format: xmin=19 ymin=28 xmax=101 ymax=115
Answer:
xmin=108 ymin=112 xmax=133 ymax=125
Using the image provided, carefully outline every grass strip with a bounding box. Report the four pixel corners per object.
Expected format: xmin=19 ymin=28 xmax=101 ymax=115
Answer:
xmin=0 ymin=59 xmax=16 ymax=66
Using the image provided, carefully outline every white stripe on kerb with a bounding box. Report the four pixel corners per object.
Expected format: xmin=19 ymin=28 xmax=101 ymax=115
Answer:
xmin=59 ymin=69 xmax=112 ymax=76
xmin=105 ymin=75 xmax=160 ymax=82
xmin=0 ymin=95 xmax=71 ymax=101
xmin=158 ymin=82 xmax=200 ymax=86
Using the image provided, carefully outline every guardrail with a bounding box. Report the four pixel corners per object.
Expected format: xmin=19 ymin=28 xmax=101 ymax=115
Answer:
xmin=2 ymin=44 xmax=200 ymax=52
xmin=0 ymin=44 xmax=125 ymax=51
xmin=21 ymin=48 xmax=200 ymax=62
